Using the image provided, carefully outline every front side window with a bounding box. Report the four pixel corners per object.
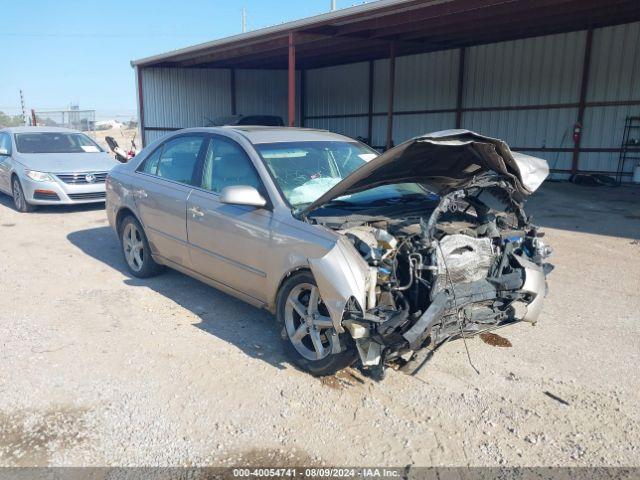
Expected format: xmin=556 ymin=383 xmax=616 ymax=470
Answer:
xmin=142 ymin=135 xmax=205 ymax=186
xmin=255 ymin=141 xmax=378 ymax=208
xmin=14 ymin=132 xmax=102 ymax=154
xmin=200 ymin=137 xmax=261 ymax=193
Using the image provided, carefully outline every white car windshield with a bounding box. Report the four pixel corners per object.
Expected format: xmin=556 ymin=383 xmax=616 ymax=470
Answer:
xmin=256 ymin=141 xmax=378 ymax=207
xmin=15 ymin=132 xmax=103 ymax=154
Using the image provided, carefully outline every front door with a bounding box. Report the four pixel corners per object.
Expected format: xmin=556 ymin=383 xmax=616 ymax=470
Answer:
xmin=134 ymin=134 xmax=207 ymax=268
xmin=187 ymin=135 xmax=272 ymax=303
xmin=0 ymin=133 xmax=13 ymax=194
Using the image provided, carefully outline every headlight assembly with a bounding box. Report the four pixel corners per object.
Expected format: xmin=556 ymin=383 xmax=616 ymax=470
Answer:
xmin=25 ymin=170 xmax=53 ymax=182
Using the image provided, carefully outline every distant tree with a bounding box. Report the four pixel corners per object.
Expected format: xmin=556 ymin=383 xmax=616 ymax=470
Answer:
xmin=0 ymin=111 xmax=25 ymax=128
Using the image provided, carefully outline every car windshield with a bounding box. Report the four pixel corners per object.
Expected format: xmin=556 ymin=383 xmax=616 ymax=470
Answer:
xmin=15 ymin=132 xmax=103 ymax=154
xmin=256 ymin=141 xmax=431 ymax=209
xmin=255 ymin=141 xmax=378 ymax=207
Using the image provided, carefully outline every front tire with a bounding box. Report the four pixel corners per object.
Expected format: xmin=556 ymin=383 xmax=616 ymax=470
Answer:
xmin=12 ymin=177 xmax=35 ymax=213
xmin=276 ymin=271 xmax=356 ymax=376
xmin=120 ymin=215 xmax=163 ymax=278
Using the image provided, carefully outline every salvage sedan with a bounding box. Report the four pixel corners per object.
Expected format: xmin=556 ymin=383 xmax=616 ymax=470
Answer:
xmin=106 ymin=127 xmax=553 ymax=377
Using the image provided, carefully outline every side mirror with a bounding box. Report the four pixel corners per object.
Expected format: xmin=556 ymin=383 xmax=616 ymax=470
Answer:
xmin=219 ymin=185 xmax=267 ymax=208
xmin=0 ymin=148 xmax=10 ymax=156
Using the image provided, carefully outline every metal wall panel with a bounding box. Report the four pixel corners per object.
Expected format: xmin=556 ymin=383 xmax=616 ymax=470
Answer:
xmin=305 ymin=117 xmax=368 ymax=140
xmin=373 ymin=58 xmax=390 ymax=114
xmin=238 ymin=69 xmax=301 ymax=125
xmin=305 ymin=62 xmax=369 ymax=116
xmin=144 ymin=129 xmax=173 ymax=145
xmin=392 ymin=112 xmax=456 ymax=144
xmin=236 ymin=69 xmax=289 ymax=121
xmin=371 ymin=116 xmax=387 ymax=148
xmin=587 ymin=22 xmax=640 ymax=102
xmin=394 ymin=49 xmax=459 ymax=111
xmin=142 ymin=68 xmax=231 ymax=129
xmin=578 ymin=151 xmax=631 ymax=174
xmin=464 ymin=31 xmax=585 ymax=107
xmin=461 ymin=108 xmax=578 ymax=149
xmin=582 ymin=105 xmax=640 ymax=149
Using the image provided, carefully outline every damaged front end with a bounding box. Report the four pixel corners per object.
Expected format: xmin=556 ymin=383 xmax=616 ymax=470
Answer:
xmin=303 ymin=130 xmax=554 ymax=376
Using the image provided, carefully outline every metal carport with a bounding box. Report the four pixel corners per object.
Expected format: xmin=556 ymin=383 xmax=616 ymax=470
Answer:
xmin=132 ymin=0 xmax=640 ymax=179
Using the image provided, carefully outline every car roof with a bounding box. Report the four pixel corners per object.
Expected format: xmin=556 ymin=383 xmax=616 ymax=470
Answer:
xmin=1 ymin=126 xmax=84 ymax=134
xmin=177 ymin=126 xmax=358 ymax=145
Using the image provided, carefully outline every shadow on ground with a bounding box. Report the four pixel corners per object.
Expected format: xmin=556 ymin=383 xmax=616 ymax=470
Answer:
xmin=529 ymin=182 xmax=640 ymax=240
xmin=0 ymin=192 xmax=105 ymax=215
xmin=67 ymin=226 xmax=290 ymax=371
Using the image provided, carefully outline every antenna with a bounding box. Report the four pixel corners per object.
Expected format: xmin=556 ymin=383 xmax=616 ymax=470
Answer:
xmin=242 ymin=7 xmax=247 ymax=33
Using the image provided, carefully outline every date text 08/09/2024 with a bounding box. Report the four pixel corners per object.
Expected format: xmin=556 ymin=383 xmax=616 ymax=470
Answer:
xmin=232 ymin=468 xmax=403 ymax=478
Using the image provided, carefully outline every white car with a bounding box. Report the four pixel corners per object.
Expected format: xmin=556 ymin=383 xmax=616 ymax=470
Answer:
xmin=0 ymin=126 xmax=119 ymax=212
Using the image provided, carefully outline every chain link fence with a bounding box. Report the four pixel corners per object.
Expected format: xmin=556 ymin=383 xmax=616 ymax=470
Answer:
xmin=33 ymin=108 xmax=96 ymax=137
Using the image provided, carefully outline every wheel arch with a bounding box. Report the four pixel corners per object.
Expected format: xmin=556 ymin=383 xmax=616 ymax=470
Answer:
xmin=269 ymin=265 xmax=312 ymax=314
xmin=115 ymin=206 xmax=143 ymax=236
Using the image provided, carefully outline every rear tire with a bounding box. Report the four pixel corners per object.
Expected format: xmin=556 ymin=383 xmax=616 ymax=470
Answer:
xmin=276 ymin=271 xmax=356 ymax=376
xmin=119 ymin=215 xmax=164 ymax=278
xmin=12 ymin=177 xmax=35 ymax=213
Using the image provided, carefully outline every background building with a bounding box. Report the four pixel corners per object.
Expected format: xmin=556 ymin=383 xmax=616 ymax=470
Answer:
xmin=132 ymin=0 xmax=640 ymax=180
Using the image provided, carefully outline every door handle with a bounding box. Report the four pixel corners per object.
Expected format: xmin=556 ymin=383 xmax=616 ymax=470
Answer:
xmin=189 ymin=206 xmax=204 ymax=218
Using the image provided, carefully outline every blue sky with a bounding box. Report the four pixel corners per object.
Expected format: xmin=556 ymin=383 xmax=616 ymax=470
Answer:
xmin=2 ymin=0 xmax=366 ymax=120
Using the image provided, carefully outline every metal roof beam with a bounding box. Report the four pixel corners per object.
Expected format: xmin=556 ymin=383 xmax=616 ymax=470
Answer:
xmin=395 ymin=0 xmax=637 ymax=42
xmin=332 ymin=0 xmax=518 ymax=36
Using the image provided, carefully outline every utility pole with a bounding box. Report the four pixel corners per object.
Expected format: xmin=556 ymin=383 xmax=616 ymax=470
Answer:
xmin=242 ymin=7 xmax=247 ymax=33
xmin=331 ymin=0 xmax=336 ymax=11
xmin=19 ymin=90 xmax=28 ymax=126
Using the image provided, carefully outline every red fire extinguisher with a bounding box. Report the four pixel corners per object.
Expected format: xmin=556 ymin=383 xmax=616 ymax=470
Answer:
xmin=573 ymin=122 xmax=582 ymax=145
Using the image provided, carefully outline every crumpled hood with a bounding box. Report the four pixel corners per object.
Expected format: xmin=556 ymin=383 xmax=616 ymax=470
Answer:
xmin=14 ymin=151 xmax=118 ymax=173
xmin=302 ymin=130 xmax=549 ymax=215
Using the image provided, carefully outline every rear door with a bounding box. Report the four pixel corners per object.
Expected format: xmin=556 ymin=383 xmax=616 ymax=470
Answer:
xmin=134 ymin=134 xmax=207 ymax=268
xmin=0 ymin=133 xmax=12 ymax=194
xmin=186 ymin=134 xmax=273 ymax=302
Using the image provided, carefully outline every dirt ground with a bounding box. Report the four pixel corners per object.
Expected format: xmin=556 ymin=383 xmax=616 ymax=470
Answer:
xmin=0 ymin=182 xmax=638 ymax=467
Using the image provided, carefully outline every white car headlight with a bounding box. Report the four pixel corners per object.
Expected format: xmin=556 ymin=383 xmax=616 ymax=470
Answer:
xmin=25 ymin=170 xmax=53 ymax=182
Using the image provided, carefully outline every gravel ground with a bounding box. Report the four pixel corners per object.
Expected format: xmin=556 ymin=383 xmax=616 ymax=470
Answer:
xmin=0 ymin=182 xmax=638 ymax=467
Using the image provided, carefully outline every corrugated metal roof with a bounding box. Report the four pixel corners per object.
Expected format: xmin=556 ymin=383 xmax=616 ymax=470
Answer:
xmin=131 ymin=0 xmax=425 ymax=67
xmin=132 ymin=0 xmax=640 ymax=70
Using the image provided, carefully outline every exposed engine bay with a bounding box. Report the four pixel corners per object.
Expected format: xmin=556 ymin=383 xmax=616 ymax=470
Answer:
xmin=302 ymin=131 xmax=554 ymax=377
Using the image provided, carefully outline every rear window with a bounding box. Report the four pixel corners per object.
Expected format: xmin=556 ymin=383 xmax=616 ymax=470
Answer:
xmin=15 ymin=132 xmax=103 ymax=154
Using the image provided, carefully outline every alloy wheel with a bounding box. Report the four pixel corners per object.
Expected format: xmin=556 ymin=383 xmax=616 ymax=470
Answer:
xmin=123 ymin=223 xmax=145 ymax=272
xmin=284 ymin=283 xmax=335 ymax=361
xmin=12 ymin=179 xmax=25 ymax=211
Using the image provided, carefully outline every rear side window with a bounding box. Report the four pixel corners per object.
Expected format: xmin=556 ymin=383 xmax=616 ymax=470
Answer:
xmin=141 ymin=147 xmax=162 ymax=174
xmin=139 ymin=135 xmax=205 ymax=186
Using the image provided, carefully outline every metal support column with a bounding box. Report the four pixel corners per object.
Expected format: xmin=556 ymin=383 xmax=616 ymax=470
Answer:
xmin=386 ymin=41 xmax=396 ymax=150
xmin=230 ymin=69 xmax=237 ymax=116
xmin=367 ymin=60 xmax=374 ymax=144
xmin=455 ymin=47 xmax=466 ymax=129
xmin=300 ymin=69 xmax=306 ymax=127
xmin=288 ymin=32 xmax=296 ymax=127
xmin=135 ymin=66 xmax=146 ymax=147
xmin=572 ymin=28 xmax=593 ymax=174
